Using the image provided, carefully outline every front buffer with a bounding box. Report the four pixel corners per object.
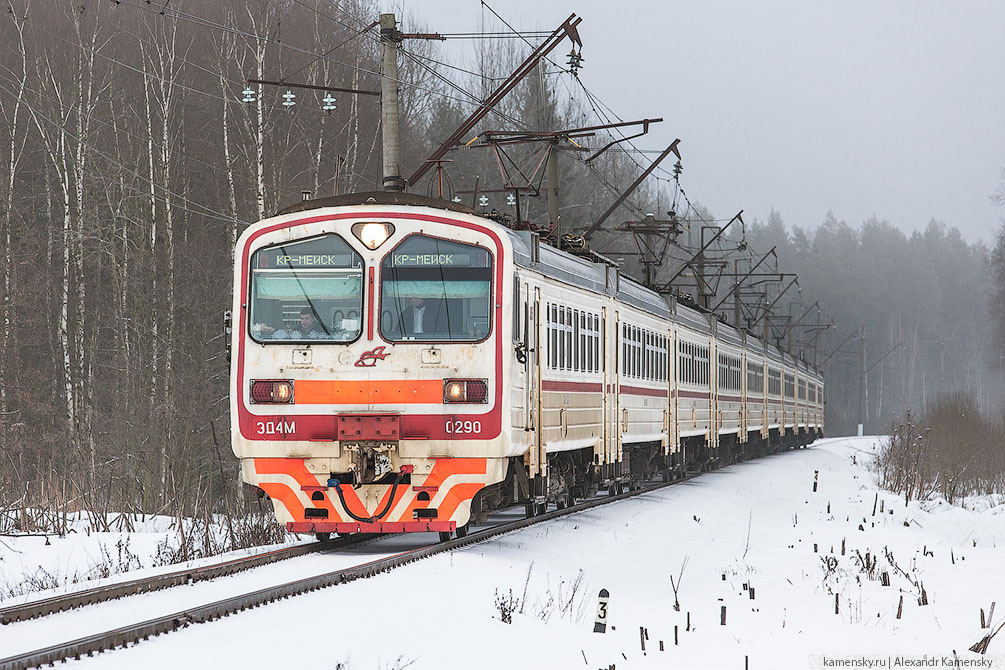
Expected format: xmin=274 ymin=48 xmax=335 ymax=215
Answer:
xmin=245 ymin=452 xmax=503 ymax=535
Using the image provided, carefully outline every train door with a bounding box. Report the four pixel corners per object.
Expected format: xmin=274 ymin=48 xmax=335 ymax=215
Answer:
xmin=611 ymin=311 xmax=622 ymax=472
xmin=603 ymin=308 xmax=618 ymax=474
xmin=600 ymin=307 xmax=609 ymax=466
xmin=533 ymin=288 xmax=544 ymax=475
xmin=762 ymin=359 xmax=768 ymax=440
xmin=711 ymin=335 xmax=719 ymax=462
xmin=739 ymin=349 xmax=747 ymax=444
xmin=667 ymin=326 xmax=675 ymax=468
xmin=525 ymin=286 xmax=544 ymax=479
xmin=670 ymin=326 xmax=679 ymax=471
xmin=520 ymin=282 xmax=532 ymax=431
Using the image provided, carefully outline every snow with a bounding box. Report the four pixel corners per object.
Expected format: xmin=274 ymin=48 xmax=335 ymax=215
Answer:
xmin=4 ymin=437 xmax=1005 ymax=668
xmin=0 ymin=513 xmax=305 ymax=605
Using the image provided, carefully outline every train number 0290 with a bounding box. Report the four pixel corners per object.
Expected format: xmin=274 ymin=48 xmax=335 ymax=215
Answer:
xmin=445 ymin=420 xmax=481 ymax=435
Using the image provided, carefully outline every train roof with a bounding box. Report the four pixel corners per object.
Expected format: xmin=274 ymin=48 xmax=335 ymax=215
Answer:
xmin=674 ymin=302 xmax=713 ymax=336
xmin=764 ymin=344 xmax=785 ymax=365
xmin=276 ymin=191 xmax=479 ymax=218
xmin=506 ymin=228 xmax=673 ymax=319
xmin=715 ymin=321 xmax=744 ymax=348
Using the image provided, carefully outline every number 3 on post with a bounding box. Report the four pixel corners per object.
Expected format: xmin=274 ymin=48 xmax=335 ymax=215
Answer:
xmin=594 ymin=588 xmax=610 ymax=633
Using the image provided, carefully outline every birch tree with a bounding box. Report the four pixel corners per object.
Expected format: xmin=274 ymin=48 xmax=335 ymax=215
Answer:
xmin=26 ymin=3 xmax=110 ymax=495
xmin=139 ymin=11 xmax=188 ymax=500
xmin=0 ymin=4 xmax=30 ymax=417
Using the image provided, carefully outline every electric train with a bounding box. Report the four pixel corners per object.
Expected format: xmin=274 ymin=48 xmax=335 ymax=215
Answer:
xmin=229 ymin=191 xmax=823 ymax=540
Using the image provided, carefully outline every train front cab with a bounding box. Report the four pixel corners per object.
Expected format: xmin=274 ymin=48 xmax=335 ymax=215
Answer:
xmin=230 ymin=196 xmax=513 ymax=538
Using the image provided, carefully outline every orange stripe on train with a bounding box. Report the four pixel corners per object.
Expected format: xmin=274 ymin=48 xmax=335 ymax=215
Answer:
xmin=255 ymin=458 xmax=349 ymax=521
xmin=253 ymin=457 xmax=487 ymax=523
xmin=294 ymin=379 xmax=444 ymax=404
xmin=395 ymin=457 xmax=488 ymax=521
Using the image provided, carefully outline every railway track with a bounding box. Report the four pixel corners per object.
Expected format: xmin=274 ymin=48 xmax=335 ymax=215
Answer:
xmin=1 ymin=469 xmax=701 ymax=670
xmin=0 ymin=534 xmax=376 ymax=626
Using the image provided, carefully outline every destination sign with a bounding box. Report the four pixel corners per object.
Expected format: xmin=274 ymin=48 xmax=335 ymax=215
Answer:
xmin=255 ymin=250 xmax=358 ymax=269
xmin=393 ymin=253 xmax=465 ymax=266
xmin=390 ymin=252 xmax=490 ymax=267
xmin=276 ymin=254 xmax=352 ymax=267
xmin=382 ymin=235 xmax=491 ymax=269
xmin=253 ymin=234 xmax=361 ymax=269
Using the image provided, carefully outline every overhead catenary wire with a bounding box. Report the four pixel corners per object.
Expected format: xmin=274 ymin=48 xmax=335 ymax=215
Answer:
xmin=435 ymin=31 xmax=553 ymax=39
xmin=474 ymin=2 xmax=694 ymax=219
xmin=114 ymin=0 xmax=548 ymax=142
xmin=0 ymin=40 xmax=380 ymax=201
xmin=53 ymin=4 xmax=390 ymax=189
xmin=275 ymin=18 xmax=380 ymax=84
xmin=389 ymin=2 xmax=652 ymax=206
xmin=449 ymin=7 xmax=812 ymax=333
xmin=469 ymin=6 xmax=773 ymax=301
xmin=113 ymin=0 xmax=716 ymax=242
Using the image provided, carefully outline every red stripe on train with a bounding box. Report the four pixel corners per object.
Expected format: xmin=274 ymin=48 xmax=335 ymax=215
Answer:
xmin=620 ymin=385 xmax=668 ymax=398
xmin=542 ymin=380 xmax=604 ymax=393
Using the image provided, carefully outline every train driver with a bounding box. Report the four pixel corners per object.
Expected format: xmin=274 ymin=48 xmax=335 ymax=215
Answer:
xmin=272 ymin=307 xmax=328 ymax=340
xmin=400 ymin=296 xmax=446 ymax=338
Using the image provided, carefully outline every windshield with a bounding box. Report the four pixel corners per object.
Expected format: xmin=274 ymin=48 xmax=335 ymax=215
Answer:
xmin=249 ymin=234 xmax=363 ymax=343
xmin=380 ymin=234 xmax=493 ymax=342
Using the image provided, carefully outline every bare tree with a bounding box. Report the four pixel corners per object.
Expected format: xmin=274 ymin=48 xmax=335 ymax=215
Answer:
xmin=0 ymin=3 xmax=31 ymax=417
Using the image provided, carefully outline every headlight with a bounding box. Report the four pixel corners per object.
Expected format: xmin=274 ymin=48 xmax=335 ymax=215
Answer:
xmin=250 ymin=380 xmax=295 ymax=404
xmin=351 ymin=222 xmax=394 ymax=250
xmin=442 ymin=379 xmax=488 ymax=404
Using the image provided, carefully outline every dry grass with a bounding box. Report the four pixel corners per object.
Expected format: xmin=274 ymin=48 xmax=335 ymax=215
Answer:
xmin=878 ymin=393 xmax=1005 ymax=504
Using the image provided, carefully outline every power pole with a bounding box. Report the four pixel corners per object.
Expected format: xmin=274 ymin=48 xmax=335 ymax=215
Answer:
xmin=409 ymin=14 xmax=582 ymax=188
xmin=546 ymin=146 xmax=560 ymax=234
xmin=733 ymin=259 xmax=742 ymax=328
xmin=858 ymin=325 xmax=866 ymax=437
xmin=708 ymin=247 xmax=778 ymax=327
xmin=583 ymin=140 xmax=680 ymax=240
xmin=380 ymin=13 xmax=405 ymax=192
xmin=536 ymin=61 xmax=561 ymax=234
xmin=697 ymin=237 xmax=706 ymax=309
xmin=749 ymin=275 xmax=798 ymax=341
xmin=660 ymin=211 xmax=741 ymax=300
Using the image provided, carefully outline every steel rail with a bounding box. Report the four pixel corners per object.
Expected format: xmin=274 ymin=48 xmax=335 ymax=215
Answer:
xmin=0 ymin=470 xmax=704 ymax=670
xmin=0 ymin=534 xmax=375 ymax=625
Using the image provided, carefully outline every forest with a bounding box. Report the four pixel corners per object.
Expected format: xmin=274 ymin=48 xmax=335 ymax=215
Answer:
xmin=0 ymin=0 xmax=1002 ymax=526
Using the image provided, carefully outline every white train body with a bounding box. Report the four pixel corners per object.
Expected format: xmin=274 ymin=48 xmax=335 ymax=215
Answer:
xmin=230 ymin=193 xmax=824 ymax=536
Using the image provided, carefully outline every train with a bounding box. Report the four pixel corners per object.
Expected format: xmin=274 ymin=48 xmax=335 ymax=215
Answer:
xmin=229 ymin=191 xmax=823 ymax=541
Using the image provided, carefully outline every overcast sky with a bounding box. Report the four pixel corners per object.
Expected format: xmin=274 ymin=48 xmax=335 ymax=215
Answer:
xmin=384 ymin=0 xmax=1005 ymax=244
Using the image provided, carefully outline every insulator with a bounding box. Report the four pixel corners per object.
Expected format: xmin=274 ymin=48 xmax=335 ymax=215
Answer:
xmin=282 ymin=89 xmax=296 ymax=108
xmin=566 ymin=48 xmax=584 ymax=76
xmin=506 ymin=193 xmax=516 ymax=206
xmin=242 ymin=87 xmax=256 ymax=103
xmin=478 ymin=195 xmax=489 ymax=209
xmin=322 ymin=93 xmax=336 ymax=112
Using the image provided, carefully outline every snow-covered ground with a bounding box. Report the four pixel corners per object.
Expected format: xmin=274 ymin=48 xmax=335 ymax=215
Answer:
xmin=4 ymin=436 xmax=1005 ymax=669
xmin=0 ymin=513 xmax=305 ymax=604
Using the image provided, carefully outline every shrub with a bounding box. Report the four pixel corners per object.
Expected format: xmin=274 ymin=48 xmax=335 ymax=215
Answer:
xmin=879 ymin=393 xmax=1005 ymax=503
